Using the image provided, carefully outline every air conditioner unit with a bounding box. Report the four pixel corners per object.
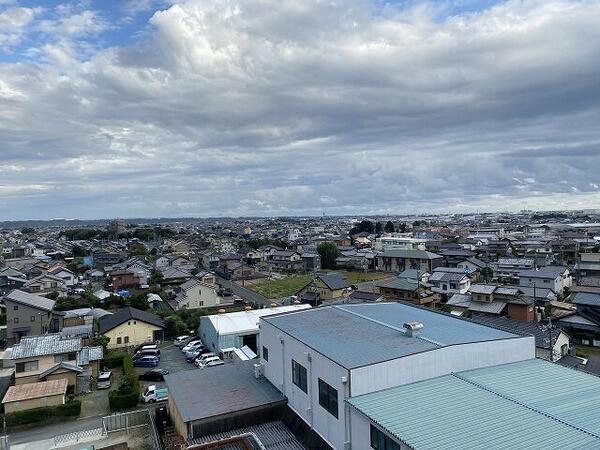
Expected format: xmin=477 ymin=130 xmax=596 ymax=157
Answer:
xmin=341 ymin=376 xmax=347 ymax=384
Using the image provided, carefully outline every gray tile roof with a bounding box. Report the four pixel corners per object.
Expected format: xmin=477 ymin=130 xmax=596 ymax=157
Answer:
xmin=469 ymin=314 xmax=563 ymax=349
xmin=573 ymin=292 xmax=600 ymax=307
xmin=376 ymin=278 xmax=419 ymax=291
xmin=518 ymin=266 xmax=568 ymax=279
xmin=469 ymin=284 xmax=496 ymax=295
xmin=317 ymin=273 xmax=349 ymax=290
xmin=4 ymin=289 xmax=55 ymax=312
xmin=378 ymin=249 xmax=442 ymax=260
xmin=98 ymin=307 xmax=164 ymax=334
xmin=11 ymin=334 xmax=81 ymax=359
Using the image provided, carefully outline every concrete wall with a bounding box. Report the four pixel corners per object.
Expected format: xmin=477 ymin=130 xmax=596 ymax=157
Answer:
xmin=105 ymin=321 xmax=162 ymax=349
xmin=350 ymin=336 xmax=535 ymax=396
xmin=261 ymin=320 xmax=349 ymax=450
xmin=4 ymin=393 xmax=64 ymax=413
xmin=168 ymin=396 xmax=188 ymax=441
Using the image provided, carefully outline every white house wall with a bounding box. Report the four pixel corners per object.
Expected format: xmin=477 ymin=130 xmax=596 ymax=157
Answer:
xmin=350 ymin=336 xmax=535 ymax=396
xmin=260 ymin=320 xmax=349 ymax=450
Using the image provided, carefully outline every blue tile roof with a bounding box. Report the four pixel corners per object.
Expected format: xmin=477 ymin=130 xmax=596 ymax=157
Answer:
xmin=348 ymin=359 xmax=600 ymax=450
xmin=263 ymin=302 xmax=517 ymax=369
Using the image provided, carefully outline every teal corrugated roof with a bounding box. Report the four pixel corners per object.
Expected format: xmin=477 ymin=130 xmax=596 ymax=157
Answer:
xmin=348 ymin=359 xmax=600 ymax=450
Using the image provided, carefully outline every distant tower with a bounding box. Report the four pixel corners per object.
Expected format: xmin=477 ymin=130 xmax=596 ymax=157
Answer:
xmin=108 ymin=218 xmax=126 ymax=237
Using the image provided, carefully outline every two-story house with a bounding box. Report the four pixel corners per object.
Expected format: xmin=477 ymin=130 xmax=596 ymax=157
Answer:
xmin=171 ymin=277 xmax=225 ymax=311
xmin=3 ymin=290 xmax=63 ymax=344
xmin=10 ymin=334 xmax=102 ymax=392
xmin=22 ymin=274 xmax=68 ymax=297
xmin=268 ymin=250 xmax=303 ymax=271
xmin=518 ymin=266 xmax=572 ymax=297
xmin=99 ymin=307 xmax=165 ymax=350
xmin=376 ymin=249 xmax=443 ymax=273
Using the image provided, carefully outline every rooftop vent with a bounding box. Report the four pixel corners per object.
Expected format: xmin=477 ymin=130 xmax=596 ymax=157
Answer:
xmin=404 ymin=321 xmax=423 ymax=337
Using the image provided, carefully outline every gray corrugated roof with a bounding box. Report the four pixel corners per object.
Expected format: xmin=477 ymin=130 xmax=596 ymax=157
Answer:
xmin=573 ymin=292 xmax=600 ymax=306
xmin=11 ymin=334 xmax=81 ymax=359
xmin=4 ymin=289 xmax=55 ymax=311
xmin=263 ymin=303 xmax=516 ymax=369
xmin=165 ymin=360 xmax=286 ymax=423
xmin=188 ymin=421 xmax=306 ymax=449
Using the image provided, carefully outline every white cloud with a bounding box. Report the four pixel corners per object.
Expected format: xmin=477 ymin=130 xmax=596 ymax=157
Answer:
xmin=1 ymin=0 xmax=600 ymax=219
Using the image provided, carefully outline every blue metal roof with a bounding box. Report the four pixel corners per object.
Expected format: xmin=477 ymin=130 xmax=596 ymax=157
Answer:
xmin=348 ymin=359 xmax=600 ymax=450
xmin=263 ymin=303 xmax=517 ymax=369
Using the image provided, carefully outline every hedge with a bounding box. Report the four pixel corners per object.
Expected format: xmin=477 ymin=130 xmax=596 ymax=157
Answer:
xmin=2 ymin=400 xmax=81 ymax=427
xmin=108 ymin=355 xmax=140 ymax=411
xmin=102 ymin=352 xmax=127 ymax=369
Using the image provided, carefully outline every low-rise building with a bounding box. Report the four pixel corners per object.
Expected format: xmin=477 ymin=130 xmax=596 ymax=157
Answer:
xmin=3 ymin=289 xmax=63 ymax=344
xmin=2 ymin=378 xmax=68 ymax=413
xmin=99 ymin=307 xmax=164 ymax=349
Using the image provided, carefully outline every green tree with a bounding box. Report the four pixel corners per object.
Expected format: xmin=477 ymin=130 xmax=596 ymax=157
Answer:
xmin=480 ymin=267 xmax=493 ymax=283
xmin=128 ymin=243 xmax=149 ymax=257
xmin=317 ymin=242 xmax=341 ymax=270
xmin=164 ymin=315 xmax=187 ymax=337
xmin=149 ymin=270 xmax=164 ymax=286
xmin=90 ymin=335 xmax=110 ymax=351
xmin=398 ymin=223 xmax=407 ymax=233
xmin=384 ymin=221 xmax=395 ymax=233
xmin=71 ymin=245 xmax=87 ymax=257
xmin=375 ymin=222 xmax=383 ymax=234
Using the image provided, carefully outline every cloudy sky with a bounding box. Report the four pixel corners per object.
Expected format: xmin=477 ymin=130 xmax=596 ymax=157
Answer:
xmin=1 ymin=0 xmax=600 ymax=220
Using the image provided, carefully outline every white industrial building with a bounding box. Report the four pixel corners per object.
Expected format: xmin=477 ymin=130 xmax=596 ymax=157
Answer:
xmin=259 ymin=303 xmax=534 ymax=450
xmin=198 ymin=304 xmax=311 ymax=354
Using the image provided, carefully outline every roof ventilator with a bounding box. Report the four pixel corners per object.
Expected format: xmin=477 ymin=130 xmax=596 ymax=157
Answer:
xmin=403 ymin=321 xmax=424 ymax=337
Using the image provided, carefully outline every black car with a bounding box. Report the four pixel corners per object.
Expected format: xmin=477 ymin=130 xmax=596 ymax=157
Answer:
xmin=138 ymin=369 xmax=169 ymax=382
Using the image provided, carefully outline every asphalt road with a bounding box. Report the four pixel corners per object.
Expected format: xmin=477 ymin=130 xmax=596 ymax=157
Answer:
xmin=215 ymin=275 xmax=274 ymax=307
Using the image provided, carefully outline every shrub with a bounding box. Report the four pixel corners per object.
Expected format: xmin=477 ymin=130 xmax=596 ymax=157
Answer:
xmin=3 ymin=400 xmax=81 ymax=427
xmin=102 ymin=352 xmax=127 ymax=369
xmin=108 ymin=355 xmax=140 ymax=411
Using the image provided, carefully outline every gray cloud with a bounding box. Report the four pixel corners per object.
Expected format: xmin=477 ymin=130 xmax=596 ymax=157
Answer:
xmin=1 ymin=0 xmax=600 ymax=219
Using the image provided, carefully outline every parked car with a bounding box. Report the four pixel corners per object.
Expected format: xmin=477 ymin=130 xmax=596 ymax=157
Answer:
xmin=204 ymin=359 xmax=225 ymax=368
xmin=174 ymin=335 xmax=192 ymax=347
xmin=133 ymin=355 xmax=160 ymax=368
xmin=134 ymin=343 xmax=158 ymax=353
xmin=186 ymin=347 xmax=211 ymax=362
xmin=194 ymin=353 xmax=216 ymax=367
xmin=142 ymin=385 xmax=168 ymax=403
xmin=139 ymin=369 xmax=169 ymax=382
xmin=134 ymin=348 xmax=161 ymax=359
xmin=97 ymin=371 xmax=113 ymax=389
xmin=181 ymin=340 xmax=203 ymax=353
xmin=198 ymin=356 xmax=222 ymax=368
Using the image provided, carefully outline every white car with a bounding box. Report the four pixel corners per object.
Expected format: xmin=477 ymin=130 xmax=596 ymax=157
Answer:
xmin=198 ymin=356 xmax=221 ymax=368
xmin=194 ymin=353 xmax=216 ymax=367
xmin=174 ymin=335 xmax=191 ymax=347
xmin=181 ymin=340 xmax=202 ymax=353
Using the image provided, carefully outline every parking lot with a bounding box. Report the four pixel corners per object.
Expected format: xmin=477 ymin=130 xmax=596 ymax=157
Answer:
xmin=135 ymin=342 xmax=199 ymax=391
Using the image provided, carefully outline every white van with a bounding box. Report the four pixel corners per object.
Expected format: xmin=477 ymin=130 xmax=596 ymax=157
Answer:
xmin=205 ymin=359 xmax=225 ymax=368
xmin=97 ymin=371 xmax=113 ymax=389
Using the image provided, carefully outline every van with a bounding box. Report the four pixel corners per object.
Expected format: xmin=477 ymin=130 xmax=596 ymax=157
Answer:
xmin=194 ymin=352 xmax=216 ymax=367
xmin=97 ymin=371 xmax=113 ymax=389
xmin=138 ymin=344 xmax=158 ymax=352
xmin=205 ymin=359 xmax=225 ymax=368
xmin=174 ymin=335 xmax=191 ymax=347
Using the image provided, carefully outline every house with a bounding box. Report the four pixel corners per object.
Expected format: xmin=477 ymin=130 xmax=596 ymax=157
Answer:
xmin=99 ymin=307 xmax=164 ymax=349
xmin=469 ymin=314 xmax=571 ymax=362
xmin=375 ymin=277 xmax=437 ymax=306
xmin=376 ymin=249 xmax=443 ymax=273
xmin=576 ymin=253 xmax=600 ymax=278
xmin=2 ymin=379 xmax=68 ymax=413
xmin=22 ymin=274 xmax=68 ymax=297
xmin=3 ymin=290 xmax=63 ymax=344
xmin=10 ymin=334 xmax=102 ymax=391
xmin=171 ymin=278 xmax=225 ymax=311
xmin=494 ymin=257 xmax=535 ymax=280
xmin=313 ymin=273 xmax=349 ymax=300
xmin=160 ymin=267 xmax=193 ymax=285
xmin=259 ymin=302 xmax=534 ymax=450
xmin=268 ymin=250 xmax=303 ymax=271
xmin=111 ymin=269 xmax=141 ymax=292
xmin=47 ymin=266 xmax=77 ymax=287
xmin=456 ymin=257 xmax=489 ymax=273
xmin=300 ymin=253 xmax=321 ymax=273
xmin=428 ymin=270 xmax=471 ymax=297
xmin=518 ymin=266 xmax=572 ymax=297
xmin=198 ymin=304 xmax=311 ymax=354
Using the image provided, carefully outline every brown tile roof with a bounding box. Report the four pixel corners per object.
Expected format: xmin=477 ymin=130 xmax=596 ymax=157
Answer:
xmin=2 ymin=379 xmax=68 ymax=403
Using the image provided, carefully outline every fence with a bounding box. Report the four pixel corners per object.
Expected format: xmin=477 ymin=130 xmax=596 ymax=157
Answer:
xmin=103 ymin=409 xmax=150 ymax=434
xmin=53 ymin=428 xmax=103 ymax=447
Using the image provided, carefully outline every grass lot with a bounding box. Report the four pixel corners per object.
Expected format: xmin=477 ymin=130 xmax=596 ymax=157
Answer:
xmin=248 ymin=275 xmax=313 ymax=299
xmin=575 ymin=345 xmax=600 ymax=359
xmin=341 ymin=271 xmax=391 ymax=284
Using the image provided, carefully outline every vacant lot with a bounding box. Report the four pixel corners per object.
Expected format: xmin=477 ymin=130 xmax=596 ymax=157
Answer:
xmin=342 ymin=271 xmax=391 ymax=284
xmin=247 ymin=275 xmax=312 ymax=299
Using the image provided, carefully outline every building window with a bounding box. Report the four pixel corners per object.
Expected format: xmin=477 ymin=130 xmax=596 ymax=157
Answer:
xmin=370 ymin=425 xmax=401 ymax=450
xmin=30 ymin=316 xmax=35 ymax=322
xmin=262 ymin=346 xmax=269 ymax=361
xmin=318 ymin=378 xmax=338 ymax=418
xmin=55 ymin=353 xmax=77 ymax=363
xmin=124 ymin=336 xmax=129 ymax=344
xmin=13 ymin=305 xmax=18 ymax=311
xmin=15 ymin=361 xmax=39 ymax=373
xmin=117 ymin=337 xmax=122 ymax=344
xmin=199 ymin=301 xmax=204 ymax=306
xmin=14 ymin=317 xmax=19 ymax=324
xmin=292 ymin=360 xmax=308 ymax=393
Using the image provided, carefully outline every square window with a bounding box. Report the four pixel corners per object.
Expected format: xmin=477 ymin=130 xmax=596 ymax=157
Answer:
xmin=13 ymin=305 xmax=18 ymax=311
xmin=30 ymin=316 xmax=35 ymax=322
xmin=124 ymin=336 xmax=129 ymax=344
xmin=116 ymin=337 xmax=122 ymax=344
xmin=14 ymin=317 xmax=19 ymax=324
